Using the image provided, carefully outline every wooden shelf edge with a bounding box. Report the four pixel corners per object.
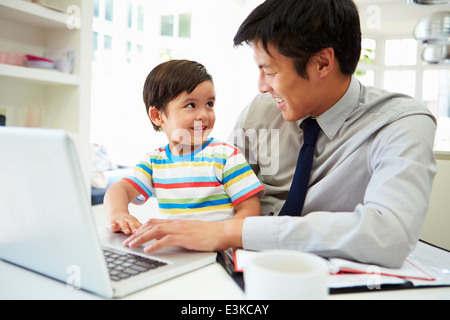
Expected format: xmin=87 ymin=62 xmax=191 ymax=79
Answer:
xmin=0 ymin=0 xmax=69 ymax=29
xmin=0 ymin=63 xmax=79 ymax=86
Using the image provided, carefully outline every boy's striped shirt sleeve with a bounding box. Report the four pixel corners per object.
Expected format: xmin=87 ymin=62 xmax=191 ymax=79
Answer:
xmin=122 ymin=155 xmax=155 ymax=205
xmin=220 ymin=144 xmax=265 ymax=206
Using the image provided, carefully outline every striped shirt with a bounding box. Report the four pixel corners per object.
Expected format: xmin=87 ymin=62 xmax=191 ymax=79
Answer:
xmin=123 ymin=138 xmax=265 ymax=221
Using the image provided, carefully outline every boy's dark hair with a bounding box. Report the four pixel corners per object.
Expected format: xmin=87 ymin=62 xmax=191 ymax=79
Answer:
xmin=143 ymin=60 xmax=213 ymax=131
xmin=233 ymin=0 xmax=362 ymax=78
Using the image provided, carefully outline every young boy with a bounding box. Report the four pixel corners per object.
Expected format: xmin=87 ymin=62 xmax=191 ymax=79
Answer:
xmin=104 ymin=60 xmax=265 ymax=235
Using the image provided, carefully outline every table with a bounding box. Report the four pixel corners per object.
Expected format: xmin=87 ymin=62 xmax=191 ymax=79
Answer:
xmin=1 ymin=203 xmax=450 ymax=300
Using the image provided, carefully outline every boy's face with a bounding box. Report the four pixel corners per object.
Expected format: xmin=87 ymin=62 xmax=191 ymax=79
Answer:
xmin=152 ymin=81 xmax=216 ymax=155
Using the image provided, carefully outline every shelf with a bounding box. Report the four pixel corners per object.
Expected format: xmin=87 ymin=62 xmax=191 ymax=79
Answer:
xmin=0 ymin=0 xmax=68 ymax=29
xmin=0 ymin=0 xmax=92 ymax=195
xmin=0 ymin=63 xmax=79 ymax=86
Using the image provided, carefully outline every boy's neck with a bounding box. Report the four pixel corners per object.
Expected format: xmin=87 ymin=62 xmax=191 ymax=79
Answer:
xmin=169 ymin=139 xmax=210 ymax=157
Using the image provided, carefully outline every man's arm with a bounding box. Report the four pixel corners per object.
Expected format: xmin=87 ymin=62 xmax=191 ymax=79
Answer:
xmin=122 ymin=115 xmax=436 ymax=267
xmin=122 ymin=194 xmax=260 ymax=252
xmin=123 ymin=218 xmax=244 ymax=253
xmin=242 ymin=115 xmax=437 ymax=268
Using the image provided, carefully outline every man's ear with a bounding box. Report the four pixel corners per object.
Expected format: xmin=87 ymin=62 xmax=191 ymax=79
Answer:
xmin=149 ymin=107 xmax=163 ymax=127
xmin=313 ymin=47 xmax=335 ymax=78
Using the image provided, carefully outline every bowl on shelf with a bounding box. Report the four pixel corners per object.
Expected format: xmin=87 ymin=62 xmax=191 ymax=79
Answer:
xmin=25 ymin=54 xmax=55 ymax=69
xmin=0 ymin=52 xmax=26 ymax=66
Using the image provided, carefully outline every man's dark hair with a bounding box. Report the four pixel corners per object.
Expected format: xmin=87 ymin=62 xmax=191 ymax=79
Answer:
xmin=143 ymin=60 xmax=213 ymax=131
xmin=233 ymin=0 xmax=362 ymax=78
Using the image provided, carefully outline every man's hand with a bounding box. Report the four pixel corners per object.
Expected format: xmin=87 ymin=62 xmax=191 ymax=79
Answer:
xmin=123 ymin=218 xmax=245 ymax=253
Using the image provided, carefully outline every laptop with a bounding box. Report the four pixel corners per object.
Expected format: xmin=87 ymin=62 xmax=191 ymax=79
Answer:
xmin=0 ymin=127 xmax=217 ymax=298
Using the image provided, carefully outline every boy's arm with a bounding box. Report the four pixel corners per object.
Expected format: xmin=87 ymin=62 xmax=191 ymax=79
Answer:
xmin=233 ymin=194 xmax=261 ymax=220
xmin=104 ymin=180 xmax=143 ymax=234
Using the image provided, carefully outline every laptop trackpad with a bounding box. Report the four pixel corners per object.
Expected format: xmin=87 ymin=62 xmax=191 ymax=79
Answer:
xmin=98 ymin=226 xmax=154 ymax=248
xmin=97 ymin=226 xmax=201 ymax=262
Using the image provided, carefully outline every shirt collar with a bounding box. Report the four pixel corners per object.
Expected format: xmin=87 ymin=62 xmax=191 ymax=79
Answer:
xmin=316 ymin=75 xmax=361 ymax=140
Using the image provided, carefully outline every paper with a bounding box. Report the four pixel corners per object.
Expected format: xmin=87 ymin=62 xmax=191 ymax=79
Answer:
xmin=233 ymin=247 xmax=438 ymax=290
xmin=328 ymin=257 xmax=435 ymax=281
xmin=233 ymin=249 xmax=259 ymax=272
xmin=234 ymin=249 xmax=434 ymax=280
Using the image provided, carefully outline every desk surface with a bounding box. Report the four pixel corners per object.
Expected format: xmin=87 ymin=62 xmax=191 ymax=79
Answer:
xmin=1 ymin=204 xmax=450 ymax=300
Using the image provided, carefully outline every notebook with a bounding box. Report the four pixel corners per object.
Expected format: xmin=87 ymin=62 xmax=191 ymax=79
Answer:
xmin=0 ymin=127 xmax=216 ymax=298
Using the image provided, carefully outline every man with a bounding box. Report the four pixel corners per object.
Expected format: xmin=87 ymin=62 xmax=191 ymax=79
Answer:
xmin=124 ymin=0 xmax=436 ymax=268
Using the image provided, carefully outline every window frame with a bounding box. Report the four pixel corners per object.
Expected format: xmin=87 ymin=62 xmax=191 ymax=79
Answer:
xmin=357 ymin=36 xmax=450 ymax=151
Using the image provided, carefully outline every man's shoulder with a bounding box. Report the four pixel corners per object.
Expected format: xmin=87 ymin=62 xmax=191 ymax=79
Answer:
xmin=360 ymin=85 xmax=434 ymax=121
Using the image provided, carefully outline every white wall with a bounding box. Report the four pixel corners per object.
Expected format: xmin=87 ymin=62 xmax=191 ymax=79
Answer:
xmin=91 ymin=0 xmax=450 ymax=164
xmin=91 ymin=0 xmax=263 ymax=166
xmin=421 ymin=153 xmax=450 ymax=250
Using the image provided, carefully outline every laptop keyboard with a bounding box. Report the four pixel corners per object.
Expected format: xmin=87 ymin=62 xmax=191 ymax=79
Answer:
xmin=103 ymin=249 xmax=167 ymax=282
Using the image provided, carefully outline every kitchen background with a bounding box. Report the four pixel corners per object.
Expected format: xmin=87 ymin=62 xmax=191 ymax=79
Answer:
xmin=0 ymin=0 xmax=449 ymax=188
xmin=89 ymin=0 xmax=450 ymax=169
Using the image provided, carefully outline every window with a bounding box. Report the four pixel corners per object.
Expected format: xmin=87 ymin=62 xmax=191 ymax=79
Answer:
xmin=158 ymin=12 xmax=193 ymax=64
xmin=357 ymin=69 xmax=375 ymax=88
xmin=382 ymin=39 xmax=417 ymax=96
xmin=95 ymin=0 xmax=114 ymax=22
xmin=356 ymin=38 xmax=376 ymax=87
xmin=385 ymin=39 xmax=417 ymax=67
xmin=161 ymin=15 xmax=174 ymax=36
xmin=178 ymin=13 xmax=192 ymax=38
xmin=127 ymin=3 xmax=133 ymax=28
xmin=128 ymin=2 xmax=145 ymax=32
xmin=137 ymin=6 xmax=145 ymax=32
xmin=105 ymin=0 xmax=114 ymax=22
xmin=355 ymin=37 xmax=450 ymax=151
xmin=383 ymin=70 xmax=416 ymax=98
xmin=126 ymin=41 xmax=132 ymax=63
xmin=160 ymin=13 xmax=192 ymax=38
xmin=125 ymin=41 xmax=144 ymax=64
xmin=137 ymin=44 xmax=144 ymax=56
xmin=423 ymin=70 xmax=450 ymax=151
xmin=360 ymin=38 xmax=376 ymax=65
xmin=423 ymin=70 xmax=441 ymax=104
xmin=104 ymin=35 xmax=113 ymax=51
xmin=94 ymin=0 xmax=100 ymax=18
xmin=93 ymin=32 xmax=98 ymax=62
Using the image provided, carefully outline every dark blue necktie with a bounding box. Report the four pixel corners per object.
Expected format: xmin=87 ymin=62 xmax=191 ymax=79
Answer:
xmin=279 ymin=117 xmax=321 ymax=216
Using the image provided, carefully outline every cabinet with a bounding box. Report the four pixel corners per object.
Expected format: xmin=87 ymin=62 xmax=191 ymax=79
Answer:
xmin=0 ymin=0 xmax=93 ymax=195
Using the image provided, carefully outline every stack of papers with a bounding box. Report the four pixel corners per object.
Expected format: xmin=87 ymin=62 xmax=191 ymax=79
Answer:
xmin=230 ymin=241 xmax=450 ymax=292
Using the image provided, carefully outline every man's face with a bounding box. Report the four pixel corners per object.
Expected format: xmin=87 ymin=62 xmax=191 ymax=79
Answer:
xmin=253 ymin=41 xmax=325 ymax=122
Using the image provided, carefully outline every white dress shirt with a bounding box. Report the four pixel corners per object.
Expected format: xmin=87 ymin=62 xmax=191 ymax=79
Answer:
xmin=230 ymin=76 xmax=437 ymax=267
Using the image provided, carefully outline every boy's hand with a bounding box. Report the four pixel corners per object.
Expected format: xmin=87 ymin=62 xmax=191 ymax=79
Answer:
xmin=109 ymin=212 xmax=142 ymax=235
xmin=104 ymin=180 xmax=143 ymax=235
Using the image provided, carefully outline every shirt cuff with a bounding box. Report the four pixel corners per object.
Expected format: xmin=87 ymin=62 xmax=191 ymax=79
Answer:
xmin=242 ymin=216 xmax=280 ymax=251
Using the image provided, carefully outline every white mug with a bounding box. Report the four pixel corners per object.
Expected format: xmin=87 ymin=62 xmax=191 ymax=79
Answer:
xmin=243 ymin=250 xmax=329 ymax=300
